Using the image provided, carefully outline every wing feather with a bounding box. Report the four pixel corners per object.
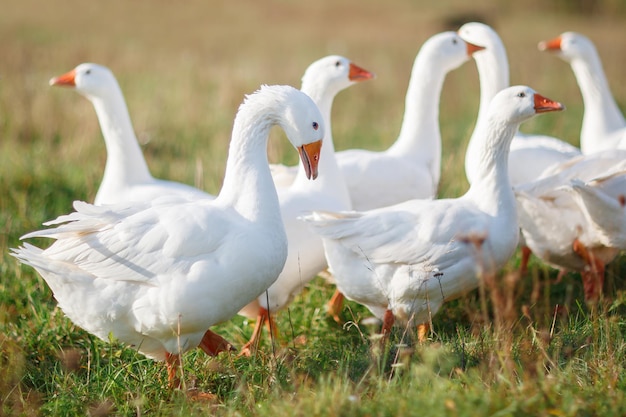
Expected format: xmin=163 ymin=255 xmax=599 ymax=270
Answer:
xmin=304 ymin=198 xmax=488 ymax=266
xmin=17 ymin=199 xmax=236 ymax=285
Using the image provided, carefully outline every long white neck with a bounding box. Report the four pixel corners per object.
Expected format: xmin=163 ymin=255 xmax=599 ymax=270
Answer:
xmin=218 ymin=102 xmax=283 ymax=224
xmin=465 ymin=44 xmax=510 ymax=184
xmin=291 ymin=83 xmax=351 ymax=207
xmin=386 ymin=53 xmax=445 ymax=169
xmin=570 ymin=54 xmax=626 ymax=153
xmin=90 ymin=89 xmax=152 ymax=185
xmin=465 ymin=117 xmax=518 ymax=216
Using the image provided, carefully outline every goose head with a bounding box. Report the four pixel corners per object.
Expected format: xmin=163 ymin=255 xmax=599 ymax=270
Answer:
xmin=267 ymin=85 xmax=325 ymax=179
xmin=490 ymin=85 xmax=565 ymax=125
xmin=423 ymin=31 xmax=485 ymax=72
xmin=457 ymin=22 xmax=503 ymax=55
xmin=457 ymin=22 xmax=509 ymax=99
xmin=50 ymin=63 xmax=119 ymax=100
xmin=538 ymin=32 xmax=597 ymax=64
xmin=301 ymin=55 xmax=374 ymax=99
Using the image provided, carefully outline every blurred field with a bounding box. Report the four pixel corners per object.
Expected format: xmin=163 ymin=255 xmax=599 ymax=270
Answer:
xmin=1 ymin=0 xmax=626 ymax=415
xmin=2 ymin=0 xmax=626 ymax=197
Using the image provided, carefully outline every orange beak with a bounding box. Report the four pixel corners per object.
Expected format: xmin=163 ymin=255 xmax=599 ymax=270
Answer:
xmin=538 ymin=36 xmax=562 ymax=52
xmin=298 ymin=139 xmax=322 ymax=180
xmin=49 ymin=69 xmax=77 ymax=87
xmin=466 ymin=41 xmax=486 ymax=56
xmin=534 ymin=93 xmax=565 ymax=113
xmin=349 ymin=63 xmax=375 ymax=82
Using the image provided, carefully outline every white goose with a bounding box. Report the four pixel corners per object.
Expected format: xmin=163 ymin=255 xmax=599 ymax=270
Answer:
xmin=569 ymin=170 xmax=626 ymax=250
xmin=335 ymin=31 xmax=483 ymax=211
xmin=459 ymin=22 xmax=581 ymax=187
xmin=304 ymin=86 xmax=564 ymax=340
xmin=237 ymin=56 xmax=374 ymax=355
xmin=538 ymin=32 xmax=626 ymax=154
xmin=50 ymin=63 xmax=214 ymax=205
xmin=316 ymin=32 xmax=484 ymax=322
xmin=12 ymin=85 xmax=324 ymax=388
xmin=515 ymin=150 xmax=626 ymax=301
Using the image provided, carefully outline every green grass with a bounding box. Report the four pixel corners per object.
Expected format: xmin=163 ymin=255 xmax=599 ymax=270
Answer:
xmin=2 ymin=1 xmax=626 ymax=415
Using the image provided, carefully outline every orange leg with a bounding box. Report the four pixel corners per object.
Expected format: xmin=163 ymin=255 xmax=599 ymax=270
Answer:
xmin=166 ymin=352 xmax=218 ymax=401
xmin=520 ymin=246 xmax=532 ymax=275
xmin=239 ymin=307 xmax=271 ymax=357
xmin=580 ymin=253 xmax=605 ymax=303
xmin=265 ymin=310 xmax=278 ymax=341
xmin=580 ymin=268 xmax=604 ymax=303
xmin=199 ymin=329 xmax=235 ymax=356
xmin=380 ymin=309 xmax=395 ymax=345
xmin=592 ymin=259 xmax=605 ymax=301
xmin=572 ymin=238 xmax=605 ymax=302
xmin=165 ymin=352 xmax=182 ymax=389
xmin=327 ymin=290 xmax=345 ymax=324
xmin=417 ymin=323 xmax=430 ymax=343
xmin=553 ymin=268 xmax=567 ymax=284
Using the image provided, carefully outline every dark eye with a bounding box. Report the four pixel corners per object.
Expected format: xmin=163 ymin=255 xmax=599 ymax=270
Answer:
xmin=517 ymin=92 xmax=526 ymax=98
xmin=452 ymin=38 xmax=458 ymax=45
xmin=335 ymin=61 xmax=341 ymax=67
xmin=85 ymin=69 xmax=91 ymax=75
xmin=312 ymin=122 xmax=319 ymax=130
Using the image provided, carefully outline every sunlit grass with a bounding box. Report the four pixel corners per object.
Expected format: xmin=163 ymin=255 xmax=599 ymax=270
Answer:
xmin=1 ymin=0 xmax=626 ymax=415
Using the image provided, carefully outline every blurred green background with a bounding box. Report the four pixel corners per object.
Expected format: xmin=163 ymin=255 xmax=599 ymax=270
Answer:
xmin=1 ymin=1 xmax=626 ymax=414
xmin=2 ymin=0 xmax=625 ymax=203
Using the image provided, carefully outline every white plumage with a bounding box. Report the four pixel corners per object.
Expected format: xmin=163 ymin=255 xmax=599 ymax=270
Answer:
xmin=459 ymin=22 xmax=581 ymax=187
xmin=50 ymin=63 xmax=214 ymax=205
xmin=272 ymin=32 xmax=482 ymax=208
xmin=12 ymin=85 xmax=324 ymax=384
xmin=539 ymin=32 xmax=626 ymax=154
xmin=515 ymin=150 xmax=626 ymax=300
xmin=238 ymin=56 xmax=374 ymax=354
xmin=330 ymin=31 xmax=482 ymax=210
xmin=568 ymin=171 xmax=626 ymax=249
xmin=304 ymin=86 xmax=564 ymax=334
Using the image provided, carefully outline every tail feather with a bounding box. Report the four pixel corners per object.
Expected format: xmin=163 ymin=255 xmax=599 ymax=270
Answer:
xmin=299 ymin=210 xmax=363 ymax=240
xmin=11 ymin=243 xmax=62 ymax=276
xmin=11 ymin=243 xmax=102 ymax=289
xmin=23 ymin=200 xmax=143 ymax=240
xmin=10 ymin=243 xmax=44 ymax=268
xmin=300 ymin=210 xmax=359 ymax=222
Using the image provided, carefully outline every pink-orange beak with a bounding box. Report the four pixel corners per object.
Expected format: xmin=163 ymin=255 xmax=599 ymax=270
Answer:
xmin=49 ymin=69 xmax=77 ymax=87
xmin=466 ymin=41 xmax=486 ymax=56
xmin=538 ymin=36 xmax=562 ymax=52
xmin=298 ymin=140 xmax=322 ymax=180
xmin=534 ymin=93 xmax=565 ymax=113
xmin=349 ymin=63 xmax=375 ymax=82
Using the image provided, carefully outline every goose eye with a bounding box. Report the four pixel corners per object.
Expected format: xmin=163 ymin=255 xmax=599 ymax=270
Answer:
xmin=85 ymin=69 xmax=91 ymax=75
xmin=312 ymin=122 xmax=319 ymax=130
xmin=452 ymin=38 xmax=458 ymax=45
xmin=335 ymin=61 xmax=341 ymax=67
xmin=517 ymin=92 xmax=526 ymax=98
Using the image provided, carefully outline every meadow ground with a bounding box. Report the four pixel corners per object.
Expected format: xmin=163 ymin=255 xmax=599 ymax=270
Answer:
xmin=1 ymin=0 xmax=626 ymax=415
